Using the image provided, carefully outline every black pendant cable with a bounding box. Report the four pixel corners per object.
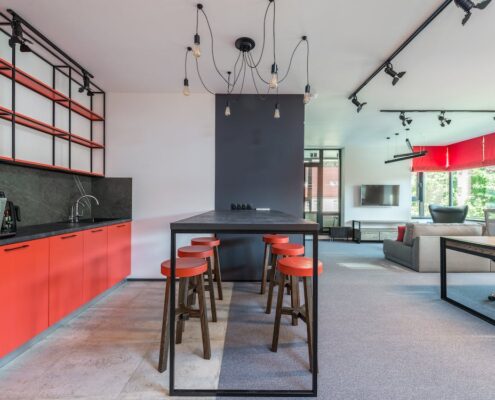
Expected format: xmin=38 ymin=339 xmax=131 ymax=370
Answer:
xmin=182 ymin=0 xmax=312 ymax=118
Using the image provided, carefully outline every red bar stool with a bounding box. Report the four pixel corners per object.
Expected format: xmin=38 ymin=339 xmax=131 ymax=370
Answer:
xmin=158 ymin=258 xmax=210 ymax=373
xmin=271 ymin=256 xmax=323 ymax=372
xmin=191 ymin=237 xmax=223 ymax=300
xmin=260 ymin=234 xmax=289 ymax=295
xmin=178 ymin=245 xmax=217 ymax=322
xmin=265 ymin=243 xmax=305 ymax=317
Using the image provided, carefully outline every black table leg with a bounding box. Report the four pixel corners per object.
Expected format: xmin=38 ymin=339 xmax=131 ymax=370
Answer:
xmin=312 ymin=232 xmax=318 ymax=395
xmin=440 ymin=237 xmax=446 ymax=299
xmin=169 ymin=231 xmax=176 ymax=395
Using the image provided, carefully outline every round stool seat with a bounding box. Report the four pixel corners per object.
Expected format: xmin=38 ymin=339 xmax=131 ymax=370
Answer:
xmin=272 ymin=243 xmax=305 ymax=256
xmin=277 ymin=257 xmax=323 ymax=277
xmin=161 ymin=258 xmax=208 ymax=278
xmin=263 ymin=234 xmax=290 ymax=245
xmin=178 ymin=245 xmax=214 ymax=259
xmin=191 ymin=237 xmax=221 ymax=247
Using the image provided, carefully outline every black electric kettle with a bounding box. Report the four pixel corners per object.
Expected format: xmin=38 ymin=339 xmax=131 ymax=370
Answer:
xmin=0 ymin=192 xmax=21 ymax=238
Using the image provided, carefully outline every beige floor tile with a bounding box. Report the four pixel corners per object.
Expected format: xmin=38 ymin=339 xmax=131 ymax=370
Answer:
xmin=0 ymin=281 xmax=234 ymax=399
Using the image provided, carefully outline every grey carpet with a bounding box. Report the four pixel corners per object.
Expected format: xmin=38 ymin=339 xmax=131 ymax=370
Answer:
xmin=218 ymin=241 xmax=495 ymax=399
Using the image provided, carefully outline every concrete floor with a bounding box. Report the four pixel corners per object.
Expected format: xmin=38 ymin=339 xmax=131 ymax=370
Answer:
xmin=0 ymin=280 xmax=234 ymax=400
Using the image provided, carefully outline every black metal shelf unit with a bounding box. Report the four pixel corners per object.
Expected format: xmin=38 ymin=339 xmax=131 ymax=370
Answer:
xmin=0 ymin=9 xmax=105 ymax=177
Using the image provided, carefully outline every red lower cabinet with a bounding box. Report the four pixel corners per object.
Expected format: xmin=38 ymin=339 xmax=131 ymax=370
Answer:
xmin=0 ymin=221 xmax=131 ymax=358
xmin=107 ymin=223 xmax=131 ymax=287
xmin=0 ymin=239 xmax=49 ymax=358
xmin=83 ymin=227 xmax=108 ymax=303
xmin=49 ymin=233 xmax=84 ymax=326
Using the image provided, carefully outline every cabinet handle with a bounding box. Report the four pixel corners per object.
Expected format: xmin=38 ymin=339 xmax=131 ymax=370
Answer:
xmin=91 ymin=229 xmax=103 ymax=233
xmin=116 ymin=224 xmax=126 ymax=228
xmin=4 ymin=244 xmax=29 ymax=252
xmin=61 ymin=234 xmax=77 ymax=240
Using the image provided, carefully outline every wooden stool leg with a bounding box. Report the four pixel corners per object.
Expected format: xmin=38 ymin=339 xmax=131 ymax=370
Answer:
xmin=158 ymin=278 xmax=171 ymax=373
xmin=206 ymin=257 xmax=217 ymax=322
xmin=271 ymin=272 xmax=286 ymax=352
xmin=176 ymin=278 xmax=187 ymax=344
xmin=265 ymin=253 xmax=278 ymax=314
xmin=291 ymin=276 xmax=300 ymax=326
xmin=260 ymin=243 xmax=270 ymax=295
xmin=196 ymin=274 xmax=211 ymax=360
xmin=303 ymin=277 xmax=316 ymax=373
xmin=213 ymin=247 xmax=223 ymax=301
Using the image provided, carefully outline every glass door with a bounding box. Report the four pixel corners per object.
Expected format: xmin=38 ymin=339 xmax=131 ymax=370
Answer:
xmin=304 ymin=149 xmax=341 ymax=232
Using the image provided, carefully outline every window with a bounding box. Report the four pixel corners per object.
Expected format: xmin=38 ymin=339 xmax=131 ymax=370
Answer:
xmin=304 ymin=149 xmax=341 ymax=231
xmin=452 ymin=167 xmax=495 ymax=220
xmin=411 ymin=167 xmax=495 ymax=220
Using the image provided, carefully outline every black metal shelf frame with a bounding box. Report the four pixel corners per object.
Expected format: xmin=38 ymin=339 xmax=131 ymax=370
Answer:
xmin=0 ymin=10 xmax=106 ymax=177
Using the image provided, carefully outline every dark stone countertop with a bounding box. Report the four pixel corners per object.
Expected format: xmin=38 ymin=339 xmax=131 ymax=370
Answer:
xmin=171 ymin=210 xmax=318 ymax=233
xmin=0 ymin=218 xmax=132 ymax=246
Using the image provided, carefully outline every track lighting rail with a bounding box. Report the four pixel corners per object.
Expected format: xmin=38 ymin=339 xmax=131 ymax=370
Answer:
xmin=6 ymin=9 xmax=95 ymax=80
xmin=348 ymin=0 xmax=453 ymax=100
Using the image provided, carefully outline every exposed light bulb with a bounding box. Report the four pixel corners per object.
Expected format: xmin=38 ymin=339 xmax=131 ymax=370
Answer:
xmin=274 ymin=103 xmax=281 ymax=119
xmin=225 ymin=101 xmax=231 ymax=117
xmin=193 ymin=34 xmax=201 ymax=58
xmin=303 ymin=84 xmax=311 ymax=104
xmin=269 ymin=63 xmax=278 ymax=89
xmin=183 ymin=78 xmax=190 ymax=96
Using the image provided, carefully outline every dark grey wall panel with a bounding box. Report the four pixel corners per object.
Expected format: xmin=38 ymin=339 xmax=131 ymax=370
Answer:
xmin=92 ymin=177 xmax=133 ymax=219
xmin=0 ymin=163 xmax=131 ymax=226
xmin=215 ymin=94 xmax=305 ymax=281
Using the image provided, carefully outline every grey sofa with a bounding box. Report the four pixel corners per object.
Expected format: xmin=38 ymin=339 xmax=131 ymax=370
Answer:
xmin=383 ymin=223 xmax=493 ymax=272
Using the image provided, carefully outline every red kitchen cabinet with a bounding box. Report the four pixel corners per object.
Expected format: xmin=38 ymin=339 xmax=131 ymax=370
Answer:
xmin=107 ymin=223 xmax=131 ymax=287
xmin=49 ymin=232 xmax=84 ymax=325
xmin=0 ymin=239 xmax=49 ymax=358
xmin=83 ymin=227 xmax=108 ymax=303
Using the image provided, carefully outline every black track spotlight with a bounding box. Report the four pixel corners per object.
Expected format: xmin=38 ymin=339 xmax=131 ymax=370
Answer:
xmin=399 ymin=112 xmax=413 ymax=127
xmin=438 ymin=111 xmax=452 ymax=127
xmin=351 ymin=95 xmax=367 ymax=113
xmin=384 ymin=63 xmax=406 ymax=86
xmin=454 ymin=0 xmax=492 ymax=25
xmin=78 ymin=70 xmax=93 ymax=96
xmin=8 ymin=16 xmax=32 ymax=52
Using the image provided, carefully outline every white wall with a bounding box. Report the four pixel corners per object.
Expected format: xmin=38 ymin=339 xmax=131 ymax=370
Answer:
xmin=342 ymin=144 xmax=412 ymax=224
xmin=106 ymin=93 xmax=215 ymax=278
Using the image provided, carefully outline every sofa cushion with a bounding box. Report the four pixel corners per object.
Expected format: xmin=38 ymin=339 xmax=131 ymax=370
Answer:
xmin=397 ymin=226 xmax=406 ymax=242
xmin=403 ymin=222 xmax=482 ymax=246
xmin=411 ymin=223 xmax=482 ymax=239
xmin=403 ymin=223 xmax=415 ymax=246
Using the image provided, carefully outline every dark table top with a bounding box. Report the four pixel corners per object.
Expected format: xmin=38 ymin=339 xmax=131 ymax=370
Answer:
xmin=170 ymin=210 xmax=318 ymax=233
xmin=0 ymin=218 xmax=132 ymax=246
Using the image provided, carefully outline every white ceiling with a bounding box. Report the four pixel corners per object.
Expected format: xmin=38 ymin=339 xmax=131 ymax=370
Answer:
xmin=0 ymin=0 xmax=494 ymax=148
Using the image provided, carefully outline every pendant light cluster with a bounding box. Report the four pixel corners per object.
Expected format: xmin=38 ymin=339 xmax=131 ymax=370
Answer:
xmin=348 ymin=0 xmax=492 ymax=113
xmin=182 ymin=0 xmax=312 ymax=119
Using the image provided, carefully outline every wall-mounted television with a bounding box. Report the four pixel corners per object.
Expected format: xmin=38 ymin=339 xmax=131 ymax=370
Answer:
xmin=360 ymin=185 xmax=400 ymax=206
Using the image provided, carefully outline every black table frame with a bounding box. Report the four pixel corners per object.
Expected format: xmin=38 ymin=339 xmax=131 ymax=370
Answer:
xmin=169 ymin=215 xmax=319 ymax=397
xmin=440 ymin=237 xmax=495 ymax=326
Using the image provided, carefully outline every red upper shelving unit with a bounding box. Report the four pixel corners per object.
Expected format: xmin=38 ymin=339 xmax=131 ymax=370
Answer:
xmin=0 ymin=105 xmax=104 ymax=149
xmin=0 ymin=58 xmax=104 ymax=121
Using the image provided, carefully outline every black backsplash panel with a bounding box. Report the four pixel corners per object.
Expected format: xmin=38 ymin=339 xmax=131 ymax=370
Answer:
xmin=215 ymin=94 xmax=305 ymax=281
xmin=0 ymin=164 xmax=132 ymax=227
